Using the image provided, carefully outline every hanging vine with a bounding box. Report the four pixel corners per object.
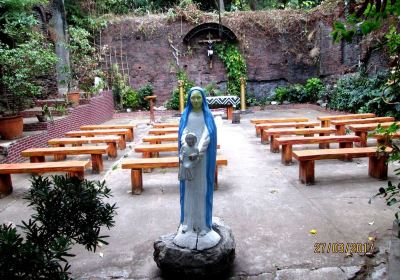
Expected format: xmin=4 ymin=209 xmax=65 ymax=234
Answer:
xmin=214 ymin=42 xmax=247 ymax=96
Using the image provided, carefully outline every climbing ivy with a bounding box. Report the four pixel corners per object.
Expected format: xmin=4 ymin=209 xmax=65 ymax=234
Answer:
xmin=214 ymin=42 xmax=247 ymax=96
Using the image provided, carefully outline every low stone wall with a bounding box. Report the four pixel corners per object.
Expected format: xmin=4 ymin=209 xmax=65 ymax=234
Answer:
xmin=1 ymin=91 xmax=114 ymax=163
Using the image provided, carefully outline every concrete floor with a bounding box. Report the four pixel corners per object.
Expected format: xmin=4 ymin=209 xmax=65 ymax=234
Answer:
xmin=0 ymin=108 xmax=398 ymax=280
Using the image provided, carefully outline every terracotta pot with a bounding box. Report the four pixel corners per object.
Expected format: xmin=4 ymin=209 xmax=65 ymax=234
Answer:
xmin=0 ymin=115 xmax=23 ymax=140
xmin=67 ymin=92 xmax=80 ymax=105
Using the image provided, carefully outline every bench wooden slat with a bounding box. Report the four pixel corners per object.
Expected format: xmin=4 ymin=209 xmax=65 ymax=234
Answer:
xmin=121 ymin=155 xmax=228 ymax=194
xmin=276 ymin=135 xmax=361 ymax=165
xmin=348 ymin=122 xmax=400 ymax=147
xmin=331 ymin=117 xmax=395 ymax=135
xmin=292 ymin=147 xmax=384 ymax=160
xmin=48 ymin=137 xmax=119 ymax=158
xmin=258 ymin=121 xmax=320 ymax=142
xmin=0 ymin=161 xmax=90 ymax=197
xmin=292 ymin=147 xmax=391 ymax=185
xmin=66 ymin=129 xmax=129 ymax=149
xmin=21 ymin=146 xmax=108 ymax=156
xmin=142 ymin=134 xmax=178 ymax=144
xmin=80 ymin=124 xmax=136 ymax=141
xmin=330 ymin=117 xmax=395 ymax=126
xmin=148 ymin=128 xmax=179 ymax=135
xmin=374 ymin=133 xmax=400 ymax=145
xmin=250 ymin=117 xmax=309 ymax=124
xmin=21 ymin=146 xmax=109 ymax=174
xmin=317 ymin=113 xmax=375 ymax=122
xmin=152 ymin=123 xmax=179 ymax=128
xmin=264 ymin=127 xmax=337 ymax=152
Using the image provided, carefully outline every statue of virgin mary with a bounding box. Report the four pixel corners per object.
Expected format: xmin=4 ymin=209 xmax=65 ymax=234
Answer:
xmin=173 ymin=87 xmax=221 ymax=250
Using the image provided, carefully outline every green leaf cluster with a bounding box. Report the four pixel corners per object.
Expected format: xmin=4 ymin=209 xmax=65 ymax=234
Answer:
xmin=0 ymin=175 xmax=117 ymax=279
xmin=273 ymin=77 xmax=324 ymax=103
xmin=328 ymin=72 xmax=400 ymax=119
xmin=166 ymin=69 xmax=195 ymax=110
xmin=214 ymin=42 xmax=247 ymax=96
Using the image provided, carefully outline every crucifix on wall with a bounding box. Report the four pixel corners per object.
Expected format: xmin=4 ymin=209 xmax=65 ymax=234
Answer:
xmin=198 ymin=33 xmax=221 ymax=69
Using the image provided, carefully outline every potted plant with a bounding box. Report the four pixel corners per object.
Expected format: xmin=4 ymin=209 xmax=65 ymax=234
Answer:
xmin=36 ymin=104 xmax=53 ymax=123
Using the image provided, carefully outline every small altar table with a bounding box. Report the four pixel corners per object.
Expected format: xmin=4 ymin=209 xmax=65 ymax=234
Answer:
xmin=206 ymin=96 xmax=240 ymax=120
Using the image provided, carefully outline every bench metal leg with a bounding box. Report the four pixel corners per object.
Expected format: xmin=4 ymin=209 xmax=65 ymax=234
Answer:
xmin=281 ymin=144 xmax=293 ymax=165
xmin=299 ymin=160 xmax=315 ymax=185
xmin=68 ymin=171 xmax=85 ymax=180
xmin=30 ymin=156 xmax=45 ymax=163
xmin=91 ymin=154 xmax=104 ymax=174
xmin=54 ymin=144 xmax=67 ymax=160
xmin=107 ymin=142 xmax=118 ymax=158
xmin=131 ymin=169 xmax=143 ymax=194
xmin=0 ymin=174 xmax=13 ymax=198
xmin=270 ymin=135 xmax=279 ymax=153
xmin=369 ymin=155 xmax=388 ymax=180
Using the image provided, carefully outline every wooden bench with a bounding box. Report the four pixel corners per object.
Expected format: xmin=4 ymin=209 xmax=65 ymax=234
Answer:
xmin=251 ymin=118 xmax=309 ymax=136
xmin=121 ymin=155 xmax=228 ymax=194
xmin=275 ymin=135 xmax=361 ymax=165
xmin=348 ymin=122 xmax=400 ymax=147
xmin=80 ymin=124 xmax=136 ymax=141
xmin=331 ymin=117 xmax=395 ymax=135
xmin=317 ymin=113 xmax=375 ymax=127
xmin=0 ymin=161 xmax=90 ymax=197
xmin=48 ymin=136 xmax=120 ymax=159
xmin=148 ymin=127 xmax=179 ymax=135
xmin=374 ymin=133 xmax=400 ymax=145
xmin=258 ymin=121 xmax=320 ymax=143
xmin=152 ymin=122 xmax=179 ymax=128
xmin=142 ymin=134 xmax=178 ymax=144
xmin=65 ymin=129 xmax=129 ymax=149
xmin=263 ymin=127 xmax=338 ymax=152
xmin=293 ymin=147 xmax=391 ymax=185
xmin=134 ymin=143 xmax=221 ymax=158
xmin=21 ymin=146 xmax=109 ymax=174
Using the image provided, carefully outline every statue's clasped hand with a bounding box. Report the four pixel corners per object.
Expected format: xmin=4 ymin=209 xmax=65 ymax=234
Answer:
xmin=188 ymin=152 xmax=199 ymax=161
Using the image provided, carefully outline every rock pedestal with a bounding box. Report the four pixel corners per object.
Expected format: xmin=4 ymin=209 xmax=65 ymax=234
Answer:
xmin=153 ymin=217 xmax=235 ymax=278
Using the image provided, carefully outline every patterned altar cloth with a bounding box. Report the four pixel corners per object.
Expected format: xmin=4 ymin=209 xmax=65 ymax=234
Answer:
xmin=206 ymin=96 xmax=241 ymax=107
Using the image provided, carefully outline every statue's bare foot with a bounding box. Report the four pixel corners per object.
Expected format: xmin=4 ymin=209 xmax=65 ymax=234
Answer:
xmin=181 ymin=225 xmax=188 ymax=233
xmin=199 ymin=229 xmax=207 ymax=237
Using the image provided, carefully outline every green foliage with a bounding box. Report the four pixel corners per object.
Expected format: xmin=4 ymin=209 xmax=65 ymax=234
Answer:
xmin=273 ymin=78 xmax=324 ymax=103
xmin=204 ymin=82 xmax=223 ymax=96
xmin=166 ymin=69 xmax=194 ymax=110
xmin=0 ymin=34 xmax=57 ymax=115
xmin=137 ymin=83 xmax=154 ymax=110
xmin=122 ymin=88 xmax=140 ymax=109
xmin=214 ymin=43 xmax=247 ymax=96
xmin=370 ymin=123 xmax=400 ymax=230
xmin=328 ymin=72 xmax=400 ymax=119
xmin=304 ymin=77 xmax=324 ymax=102
xmin=67 ymin=26 xmax=102 ymax=93
xmin=0 ymin=175 xmax=116 ymax=279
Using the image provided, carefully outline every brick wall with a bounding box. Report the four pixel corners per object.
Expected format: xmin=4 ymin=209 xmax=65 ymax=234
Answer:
xmin=1 ymin=91 xmax=114 ymax=163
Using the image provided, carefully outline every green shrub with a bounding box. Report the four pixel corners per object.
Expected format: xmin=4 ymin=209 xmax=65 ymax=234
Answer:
xmin=274 ymin=86 xmax=289 ymax=103
xmin=122 ymin=88 xmax=140 ymax=109
xmin=137 ymin=83 xmax=154 ymax=110
xmin=304 ymin=78 xmax=324 ymax=102
xmin=166 ymin=69 xmax=194 ymax=110
xmin=0 ymin=175 xmax=116 ymax=279
xmin=328 ymin=72 xmax=400 ymax=119
xmin=205 ymin=82 xmax=223 ymax=96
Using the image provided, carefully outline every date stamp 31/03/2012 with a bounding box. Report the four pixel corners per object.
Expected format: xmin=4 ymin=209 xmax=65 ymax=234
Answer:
xmin=314 ymin=242 xmax=374 ymax=254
